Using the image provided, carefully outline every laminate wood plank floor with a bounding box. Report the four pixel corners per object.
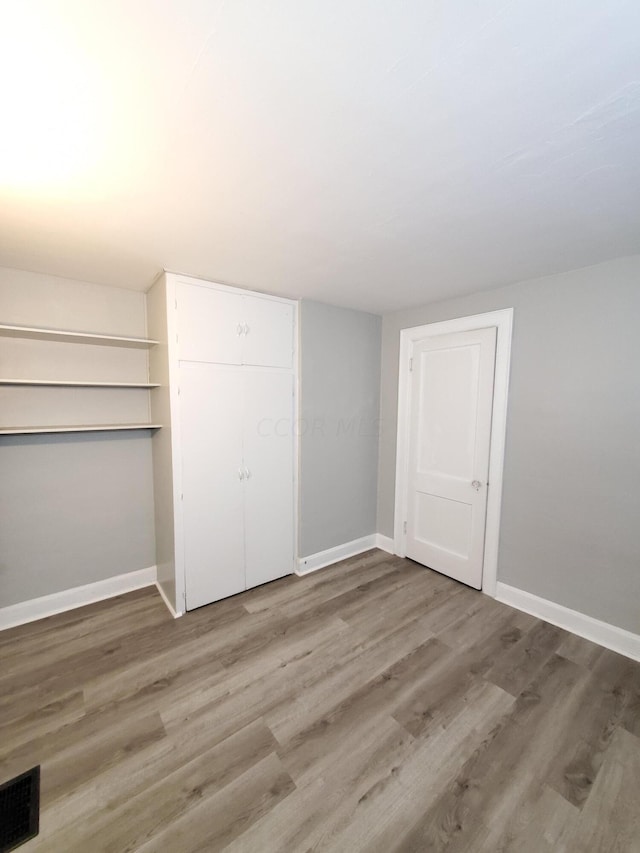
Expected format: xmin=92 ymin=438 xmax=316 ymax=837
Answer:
xmin=1 ymin=550 xmax=639 ymax=852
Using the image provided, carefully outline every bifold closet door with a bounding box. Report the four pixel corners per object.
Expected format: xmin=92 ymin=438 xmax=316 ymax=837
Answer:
xmin=243 ymin=370 xmax=294 ymax=588
xmin=179 ymin=362 xmax=246 ymax=609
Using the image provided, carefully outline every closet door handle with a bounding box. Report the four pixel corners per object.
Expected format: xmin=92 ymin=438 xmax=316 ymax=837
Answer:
xmin=237 ymin=323 xmax=244 ymax=336
xmin=238 ymin=468 xmax=245 ymax=480
xmin=244 ymin=467 xmax=251 ymax=480
xmin=243 ymin=323 xmax=250 ymax=336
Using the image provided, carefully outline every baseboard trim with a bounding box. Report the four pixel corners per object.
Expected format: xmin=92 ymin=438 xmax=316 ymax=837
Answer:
xmin=0 ymin=566 xmax=158 ymax=631
xmin=296 ymin=535 xmax=378 ymax=576
xmin=496 ymin=582 xmax=640 ymax=663
xmin=375 ymin=533 xmax=395 ymax=554
xmin=155 ymin=580 xmax=184 ymax=619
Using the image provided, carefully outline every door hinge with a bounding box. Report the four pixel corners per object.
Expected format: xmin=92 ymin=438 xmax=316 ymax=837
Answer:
xmin=409 ymin=358 xmax=413 ymax=372
xmin=403 ymin=520 xmax=407 ymax=534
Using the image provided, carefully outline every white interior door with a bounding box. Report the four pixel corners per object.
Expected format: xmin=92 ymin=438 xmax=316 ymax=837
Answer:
xmin=243 ymin=370 xmax=294 ymax=588
xmin=176 ymin=283 xmax=243 ymax=364
xmin=180 ymin=363 xmax=246 ymax=609
xmin=406 ymin=327 xmax=497 ymax=589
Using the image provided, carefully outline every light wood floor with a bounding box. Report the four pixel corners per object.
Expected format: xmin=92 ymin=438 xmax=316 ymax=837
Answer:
xmin=1 ymin=550 xmax=639 ymax=852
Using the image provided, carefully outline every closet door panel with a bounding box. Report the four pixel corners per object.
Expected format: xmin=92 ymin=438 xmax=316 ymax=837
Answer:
xmin=242 ymin=297 xmax=294 ymax=368
xmin=179 ymin=363 xmax=245 ymax=609
xmin=177 ymin=283 xmax=243 ymax=364
xmin=243 ymin=371 xmax=294 ymax=587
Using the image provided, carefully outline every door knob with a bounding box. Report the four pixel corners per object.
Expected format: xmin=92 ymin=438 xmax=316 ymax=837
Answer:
xmin=471 ymin=480 xmax=483 ymax=491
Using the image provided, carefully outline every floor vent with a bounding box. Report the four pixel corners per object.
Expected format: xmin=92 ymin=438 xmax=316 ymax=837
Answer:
xmin=0 ymin=766 xmax=40 ymax=852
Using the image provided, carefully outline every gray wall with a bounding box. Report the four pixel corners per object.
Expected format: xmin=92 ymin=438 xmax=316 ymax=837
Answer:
xmin=378 ymin=256 xmax=640 ymax=633
xmin=300 ymin=300 xmax=381 ymax=557
xmin=0 ymin=267 xmax=156 ymax=607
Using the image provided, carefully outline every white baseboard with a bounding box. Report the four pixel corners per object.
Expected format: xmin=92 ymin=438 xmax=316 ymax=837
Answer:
xmin=155 ymin=580 xmax=184 ymax=619
xmin=496 ymin=582 xmax=640 ymax=663
xmin=375 ymin=533 xmax=395 ymax=554
xmin=296 ymin=534 xmax=377 ymax=576
xmin=0 ymin=566 xmax=158 ymax=631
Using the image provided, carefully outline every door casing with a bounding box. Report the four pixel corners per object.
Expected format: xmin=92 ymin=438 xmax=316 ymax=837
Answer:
xmin=394 ymin=308 xmax=513 ymax=597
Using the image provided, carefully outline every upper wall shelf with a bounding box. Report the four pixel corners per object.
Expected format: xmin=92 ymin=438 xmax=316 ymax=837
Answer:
xmin=0 ymin=323 xmax=158 ymax=348
xmin=0 ymin=379 xmax=160 ymax=388
xmin=0 ymin=424 xmax=162 ymax=435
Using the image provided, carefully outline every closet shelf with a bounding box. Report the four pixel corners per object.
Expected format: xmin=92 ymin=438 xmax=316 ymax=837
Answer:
xmin=0 ymin=424 xmax=162 ymax=435
xmin=0 ymin=378 xmax=160 ymax=388
xmin=0 ymin=323 xmax=158 ymax=348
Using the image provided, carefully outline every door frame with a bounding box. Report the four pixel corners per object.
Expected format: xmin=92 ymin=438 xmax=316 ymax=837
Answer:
xmin=393 ymin=308 xmax=513 ymax=597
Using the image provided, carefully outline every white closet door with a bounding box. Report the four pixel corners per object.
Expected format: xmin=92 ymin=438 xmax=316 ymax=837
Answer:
xmin=176 ymin=283 xmax=243 ymax=364
xmin=243 ymin=371 xmax=294 ymax=588
xmin=180 ymin=363 xmax=246 ymax=609
xmin=242 ymin=296 xmax=294 ymax=368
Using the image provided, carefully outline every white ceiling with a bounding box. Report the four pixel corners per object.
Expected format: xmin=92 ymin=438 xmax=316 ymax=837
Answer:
xmin=1 ymin=1 xmax=639 ymax=313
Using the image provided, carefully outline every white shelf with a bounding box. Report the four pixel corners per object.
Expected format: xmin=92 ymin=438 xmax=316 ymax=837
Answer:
xmin=0 ymin=323 xmax=158 ymax=348
xmin=0 ymin=320 xmax=160 ymax=436
xmin=0 ymin=379 xmax=160 ymax=388
xmin=0 ymin=424 xmax=162 ymax=435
